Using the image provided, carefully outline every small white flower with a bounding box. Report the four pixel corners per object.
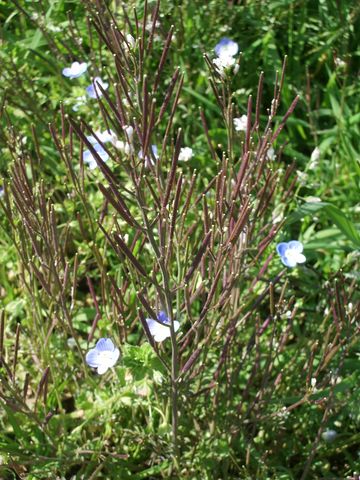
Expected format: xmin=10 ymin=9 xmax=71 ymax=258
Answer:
xmin=234 ymin=115 xmax=247 ymax=132
xmin=145 ymin=20 xmax=160 ymax=32
xmin=48 ymin=24 xmax=61 ymax=33
xmin=114 ymin=140 xmax=125 ymax=151
xmin=62 ymin=61 xmax=88 ymax=79
xmin=213 ymin=55 xmax=236 ymax=74
xmin=113 ymin=140 xmax=132 ymax=154
xmin=267 ymin=147 xmax=275 ymax=161
xmin=123 ymin=125 xmax=134 ymax=141
xmin=146 ymin=311 xmax=180 ymax=343
xmin=125 ymin=34 xmax=135 ymax=49
xmin=296 ymin=170 xmax=308 ymax=186
xmin=334 ymin=57 xmax=346 ymax=68
xmin=321 ymin=429 xmax=337 ymax=442
xmin=178 ymin=147 xmax=193 ymax=162
xmin=305 ymin=196 xmax=322 ymax=203
xmin=87 ymin=130 xmax=116 ymax=144
xmin=309 ymin=147 xmax=320 ymax=169
xmin=85 ymin=338 xmax=120 ymax=375
xmin=67 ymin=337 xmax=77 ymax=348
xmin=72 ymin=95 xmax=87 ymax=112
xmin=124 ymin=142 xmax=134 ymax=155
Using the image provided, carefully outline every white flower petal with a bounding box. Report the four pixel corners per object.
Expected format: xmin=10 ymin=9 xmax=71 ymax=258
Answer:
xmin=179 ymin=147 xmax=193 ymax=162
xmin=282 ymin=255 xmax=297 ymax=268
xmin=97 ymin=363 xmax=109 ymax=375
xmin=153 ymin=328 xmax=171 ymax=342
xmin=123 ymin=125 xmax=134 ymax=140
xmin=233 ymin=115 xmax=247 ymax=132
xmin=146 ymin=318 xmax=169 ymax=339
xmin=88 ymin=159 xmax=97 ymax=170
xmin=295 ymin=253 xmax=306 ymax=264
xmin=125 ymin=34 xmax=135 ymax=48
xmin=310 ymin=147 xmax=320 ymax=163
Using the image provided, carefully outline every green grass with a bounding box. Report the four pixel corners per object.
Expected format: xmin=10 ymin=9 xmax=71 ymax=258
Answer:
xmin=0 ymin=0 xmax=359 ymax=478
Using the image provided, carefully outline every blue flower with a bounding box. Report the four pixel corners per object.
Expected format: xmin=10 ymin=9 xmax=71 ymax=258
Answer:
xmin=62 ymin=61 xmax=88 ymax=79
xmin=146 ymin=311 xmax=180 ymax=342
xmin=85 ymin=338 xmax=120 ymax=375
xmin=86 ymin=77 xmax=109 ymax=98
xmin=214 ymin=38 xmax=239 ymax=58
xmin=276 ymin=241 xmax=306 ymax=268
xmin=321 ymin=429 xmax=337 ymax=442
xmin=83 ymin=143 xmax=109 ymax=169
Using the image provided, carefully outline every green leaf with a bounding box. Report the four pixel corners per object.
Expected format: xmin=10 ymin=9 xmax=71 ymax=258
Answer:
xmin=324 ymin=204 xmax=360 ymax=248
xmin=286 ymin=202 xmax=360 ymax=248
xmin=182 ymin=86 xmax=218 ymax=113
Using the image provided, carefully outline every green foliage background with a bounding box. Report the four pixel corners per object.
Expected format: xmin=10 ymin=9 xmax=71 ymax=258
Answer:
xmin=0 ymin=0 xmax=359 ymax=478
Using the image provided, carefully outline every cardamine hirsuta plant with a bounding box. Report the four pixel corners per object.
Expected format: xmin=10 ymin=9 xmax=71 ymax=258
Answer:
xmin=0 ymin=0 xmax=358 ymax=478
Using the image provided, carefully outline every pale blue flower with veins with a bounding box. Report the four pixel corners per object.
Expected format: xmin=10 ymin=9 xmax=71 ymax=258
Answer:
xmin=86 ymin=338 xmax=120 ymax=375
xmin=146 ymin=311 xmax=180 ymax=342
xmin=62 ymin=61 xmax=88 ymax=79
xmin=276 ymin=241 xmax=306 ymax=268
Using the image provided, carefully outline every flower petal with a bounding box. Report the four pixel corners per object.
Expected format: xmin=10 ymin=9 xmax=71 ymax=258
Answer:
xmin=97 ymin=363 xmax=109 ymax=375
xmin=86 ymin=135 xmax=97 ymax=144
xmin=288 ymin=240 xmax=303 ymax=253
xmin=147 ymin=318 xmax=167 ymax=334
xmin=88 ymin=159 xmax=97 ymax=170
xmin=146 ymin=318 xmax=171 ymax=342
xmin=83 ymin=150 xmax=92 ymax=163
xmin=96 ymin=338 xmax=115 ymax=351
xmin=99 ymin=130 xmax=115 ymax=143
xmin=281 ymin=255 xmax=297 ymax=268
xmin=62 ymin=67 xmax=72 ymax=77
xmin=295 ymin=253 xmax=306 ymax=264
xmin=153 ymin=328 xmax=171 ymax=342
xmin=214 ymin=38 xmax=239 ymax=58
xmin=86 ymin=348 xmax=101 ymax=368
xmin=157 ymin=311 xmax=169 ymax=325
xmin=276 ymin=242 xmax=288 ymax=256
xmin=108 ymin=348 xmax=120 ymax=367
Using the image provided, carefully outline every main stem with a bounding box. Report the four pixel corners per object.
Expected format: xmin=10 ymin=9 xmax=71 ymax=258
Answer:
xmin=162 ymin=265 xmax=179 ymax=461
xmin=137 ymin=189 xmax=179 ymax=458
